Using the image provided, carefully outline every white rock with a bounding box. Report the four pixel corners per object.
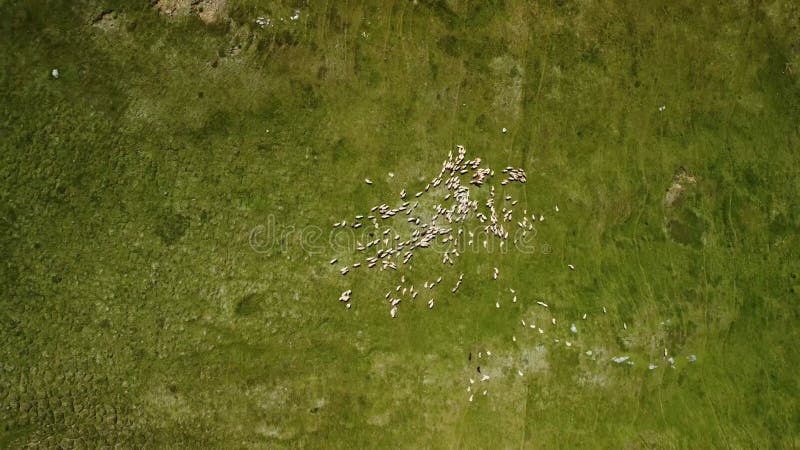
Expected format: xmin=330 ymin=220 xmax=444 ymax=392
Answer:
xmin=51 ymin=69 xmax=59 ymax=78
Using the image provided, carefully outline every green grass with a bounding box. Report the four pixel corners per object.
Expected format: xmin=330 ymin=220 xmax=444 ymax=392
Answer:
xmin=1 ymin=0 xmax=799 ymax=447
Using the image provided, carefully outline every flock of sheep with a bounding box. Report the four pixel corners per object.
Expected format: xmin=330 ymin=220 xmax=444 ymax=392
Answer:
xmin=330 ymin=145 xmax=696 ymax=400
xmin=332 ymin=145 xmax=538 ymax=316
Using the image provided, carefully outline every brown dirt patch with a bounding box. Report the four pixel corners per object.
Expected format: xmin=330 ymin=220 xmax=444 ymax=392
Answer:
xmin=196 ymin=0 xmax=227 ymax=24
xmin=152 ymin=0 xmax=227 ymax=24
xmin=92 ymin=10 xmax=119 ymax=30
xmin=152 ymin=0 xmax=191 ymax=18
xmin=664 ymin=167 xmax=697 ymax=207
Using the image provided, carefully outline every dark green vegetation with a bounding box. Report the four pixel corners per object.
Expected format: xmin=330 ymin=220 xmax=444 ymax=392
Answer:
xmin=2 ymin=0 xmax=799 ymax=447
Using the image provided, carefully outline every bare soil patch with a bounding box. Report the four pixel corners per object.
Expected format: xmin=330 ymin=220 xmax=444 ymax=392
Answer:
xmin=664 ymin=167 xmax=697 ymax=207
xmin=92 ymin=9 xmax=119 ymax=30
xmin=152 ymin=0 xmax=227 ymax=24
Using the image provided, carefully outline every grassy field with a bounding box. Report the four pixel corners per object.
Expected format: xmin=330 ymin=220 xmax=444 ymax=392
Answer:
xmin=1 ymin=0 xmax=799 ymax=448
